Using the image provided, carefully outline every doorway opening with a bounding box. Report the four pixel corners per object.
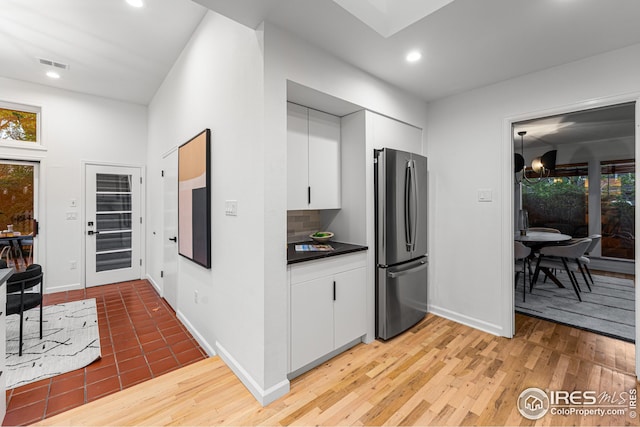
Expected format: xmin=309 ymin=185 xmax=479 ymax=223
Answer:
xmin=0 ymin=160 xmax=39 ymax=271
xmin=512 ymin=102 xmax=636 ymax=343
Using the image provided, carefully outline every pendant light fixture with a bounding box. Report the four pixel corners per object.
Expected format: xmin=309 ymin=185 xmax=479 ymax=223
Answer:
xmin=514 ymin=131 xmax=557 ymax=185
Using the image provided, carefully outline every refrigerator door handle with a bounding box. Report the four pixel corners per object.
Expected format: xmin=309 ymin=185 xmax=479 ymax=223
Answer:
xmin=387 ymin=260 xmax=427 ymax=278
xmin=404 ymin=160 xmax=412 ymax=251
xmin=410 ymin=159 xmax=419 ymax=252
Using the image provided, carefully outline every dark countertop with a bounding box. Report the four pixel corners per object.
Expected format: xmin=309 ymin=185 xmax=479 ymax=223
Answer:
xmin=287 ymin=240 xmax=368 ymax=265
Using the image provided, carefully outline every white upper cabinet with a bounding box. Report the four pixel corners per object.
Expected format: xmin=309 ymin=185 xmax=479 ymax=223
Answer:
xmin=287 ymin=102 xmax=341 ymax=210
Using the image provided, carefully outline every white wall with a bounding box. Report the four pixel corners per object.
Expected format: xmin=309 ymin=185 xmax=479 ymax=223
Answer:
xmin=425 ymin=43 xmax=640 ymax=340
xmin=0 ymin=77 xmax=147 ymax=293
xmin=146 ymin=11 xmax=269 ymax=400
xmin=262 ymin=22 xmax=428 ymax=395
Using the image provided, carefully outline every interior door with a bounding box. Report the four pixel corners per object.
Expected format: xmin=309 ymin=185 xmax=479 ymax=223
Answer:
xmin=85 ymin=164 xmax=141 ymax=287
xmin=163 ymin=151 xmax=178 ymax=310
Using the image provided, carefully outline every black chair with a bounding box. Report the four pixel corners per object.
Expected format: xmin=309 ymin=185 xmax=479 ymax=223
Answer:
xmin=7 ymin=264 xmax=43 ymax=356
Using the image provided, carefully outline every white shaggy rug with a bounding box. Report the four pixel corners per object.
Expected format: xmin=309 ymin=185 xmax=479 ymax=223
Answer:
xmin=5 ymin=298 xmax=101 ymax=389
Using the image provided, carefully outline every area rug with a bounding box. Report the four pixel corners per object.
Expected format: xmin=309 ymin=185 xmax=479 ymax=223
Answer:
xmin=5 ymin=298 xmax=101 ymax=389
xmin=515 ymin=272 xmax=635 ymax=342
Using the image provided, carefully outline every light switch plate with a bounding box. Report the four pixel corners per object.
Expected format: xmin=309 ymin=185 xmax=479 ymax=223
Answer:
xmin=66 ymin=211 xmax=78 ymax=220
xmin=478 ymin=189 xmax=493 ymax=202
xmin=225 ymin=200 xmax=238 ymax=216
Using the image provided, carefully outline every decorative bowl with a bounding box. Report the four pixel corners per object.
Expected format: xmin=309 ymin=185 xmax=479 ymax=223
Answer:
xmin=309 ymin=231 xmax=334 ymax=243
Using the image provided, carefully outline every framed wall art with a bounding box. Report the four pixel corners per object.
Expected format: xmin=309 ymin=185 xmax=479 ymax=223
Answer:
xmin=178 ymin=129 xmax=211 ymax=268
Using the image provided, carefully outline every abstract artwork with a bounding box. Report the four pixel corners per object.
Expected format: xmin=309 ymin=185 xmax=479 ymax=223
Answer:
xmin=178 ymin=129 xmax=211 ymax=268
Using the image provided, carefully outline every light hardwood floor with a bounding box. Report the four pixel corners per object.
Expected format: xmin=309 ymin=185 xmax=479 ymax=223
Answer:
xmin=36 ymin=314 xmax=637 ymax=426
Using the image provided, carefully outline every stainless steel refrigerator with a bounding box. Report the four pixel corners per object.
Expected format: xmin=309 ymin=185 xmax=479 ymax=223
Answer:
xmin=374 ymin=148 xmax=428 ymax=340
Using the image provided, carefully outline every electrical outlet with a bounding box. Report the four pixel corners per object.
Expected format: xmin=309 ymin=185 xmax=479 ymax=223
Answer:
xmin=70 ymin=260 xmax=77 ymax=270
xmin=194 ymin=290 xmax=199 ymax=304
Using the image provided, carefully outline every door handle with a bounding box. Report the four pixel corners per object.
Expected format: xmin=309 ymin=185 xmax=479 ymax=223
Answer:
xmin=87 ymin=230 xmax=100 ymax=236
xmin=169 ymin=237 xmax=177 ymax=242
xmin=404 ymin=161 xmax=412 ymax=251
xmin=387 ymin=260 xmax=427 ymax=279
xmin=410 ymin=160 xmax=418 ymax=252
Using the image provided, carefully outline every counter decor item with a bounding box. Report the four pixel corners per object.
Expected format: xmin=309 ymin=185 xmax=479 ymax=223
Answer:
xmin=178 ymin=129 xmax=212 ymax=268
xmin=309 ymin=231 xmax=334 ymax=243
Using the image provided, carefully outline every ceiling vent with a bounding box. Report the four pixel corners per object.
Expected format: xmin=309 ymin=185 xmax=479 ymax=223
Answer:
xmin=38 ymin=58 xmax=69 ymax=70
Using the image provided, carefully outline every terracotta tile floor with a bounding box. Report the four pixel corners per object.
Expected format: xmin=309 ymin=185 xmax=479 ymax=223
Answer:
xmin=3 ymin=280 xmax=208 ymax=426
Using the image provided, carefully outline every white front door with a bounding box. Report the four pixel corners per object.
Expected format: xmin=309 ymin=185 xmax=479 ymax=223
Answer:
xmin=162 ymin=151 xmax=178 ymax=310
xmin=85 ymin=164 xmax=142 ymax=287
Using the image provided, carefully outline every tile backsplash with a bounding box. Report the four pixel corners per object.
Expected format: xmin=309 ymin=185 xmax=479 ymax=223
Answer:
xmin=287 ymin=210 xmax=322 ymax=243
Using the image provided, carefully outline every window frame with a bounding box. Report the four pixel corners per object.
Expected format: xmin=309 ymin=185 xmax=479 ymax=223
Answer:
xmin=0 ymin=100 xmax=43 ymax=149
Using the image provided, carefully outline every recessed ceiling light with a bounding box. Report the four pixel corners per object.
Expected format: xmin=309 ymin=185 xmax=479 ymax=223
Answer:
xmin=126 ymin=0 xmax=144 ymax=8
xmin=46 ymin=70 xmax=60 ymax=79
xmin=406 ymin=51 xmax=422 ymax=63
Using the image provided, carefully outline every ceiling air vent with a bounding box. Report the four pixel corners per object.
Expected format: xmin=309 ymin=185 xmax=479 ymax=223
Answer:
xmin=38 ymin=58 xmax=69 ymax=70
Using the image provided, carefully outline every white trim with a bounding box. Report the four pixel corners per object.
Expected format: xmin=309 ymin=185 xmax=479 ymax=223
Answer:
xmin=215 ymin=340 xmax=290 ymax=406
xmin=428 ymin=304 xmax=504 ymax=337
xmin=45 ymin=282 xmax=82 ymax=294
xmin=145 ymin=273 xmax=162 ymax=295
xmin=635 ymin=97 xmax=640 ymax=380
xmin=0 ymin=141 xmax=47 ymax=152
xmin=175 ymin=310 xmax=216 ymax=357
xmin=503 ymin=91 xmax=640 ymax=380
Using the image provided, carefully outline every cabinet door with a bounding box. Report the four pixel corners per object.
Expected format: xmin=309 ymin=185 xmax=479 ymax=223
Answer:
xmin=308 ymin=109 xmax=341 ymax=209
xmin=287 ymin=103 xmax=310 ymax=210
xmin=333 ymin=267 xmax=367 ymax=349
xmin=291 ymin=276 xmax=334 ymax=372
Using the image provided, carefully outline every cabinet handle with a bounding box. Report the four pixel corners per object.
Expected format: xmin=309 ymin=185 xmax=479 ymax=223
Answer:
xmin=333 ymin=281 xmax=336 ymax=301
xmin=308 ymin=186 xmax=311 ymax=204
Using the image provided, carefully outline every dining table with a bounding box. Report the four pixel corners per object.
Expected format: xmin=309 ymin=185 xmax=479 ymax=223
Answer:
xmin=514 ymin=230 xmax=573 ymax=290
xmin=513 ymin=230 xmax=572 ymax=244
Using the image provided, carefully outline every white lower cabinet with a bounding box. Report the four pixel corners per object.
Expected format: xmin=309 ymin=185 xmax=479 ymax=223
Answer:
xmin=289 ymin=253 xmax=367 ymax=373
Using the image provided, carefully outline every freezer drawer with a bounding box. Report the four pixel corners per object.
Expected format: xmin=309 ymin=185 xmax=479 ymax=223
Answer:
xmin=376 ymin=257 xmax=428 ymax=340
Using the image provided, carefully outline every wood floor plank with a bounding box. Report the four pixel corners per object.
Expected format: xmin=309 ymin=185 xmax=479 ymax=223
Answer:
xmin=35 ymin=314 xmax=638 ymax=426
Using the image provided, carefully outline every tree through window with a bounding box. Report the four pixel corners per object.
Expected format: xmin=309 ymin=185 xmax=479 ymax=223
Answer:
xmin=0 ymin=106 xmax=38 ymax=142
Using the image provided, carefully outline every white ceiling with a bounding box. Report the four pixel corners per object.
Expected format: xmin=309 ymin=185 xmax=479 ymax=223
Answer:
xmin=0 ymin=0 xmax=206 ymax=105
xmin=196 ymin=0 xmax=640 ymax=102
xmin=2 ymin=0 xmax=640 ymax=113
xmin=514 ymin=103 xmax=636 ymax=150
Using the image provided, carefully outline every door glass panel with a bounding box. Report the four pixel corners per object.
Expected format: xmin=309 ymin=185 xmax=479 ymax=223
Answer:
xmin=95 ymin=173 xmax=132 ymax=272
xmin=96 ymin=195 xmax=132 ymax=211
xmin=97 ymin=213 xmax=132 ymax=231
xmin=601 ymin=160 xmax=635 ymax=260
xmin=96 ymin=251 xmax=132 ymax=272
xmin=96 ymin=232 xmax=132 ymax=251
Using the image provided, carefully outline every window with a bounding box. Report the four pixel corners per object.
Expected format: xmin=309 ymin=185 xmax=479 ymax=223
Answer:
xmin=0 ymin=102 xmax=40 ymax=143
xmin=522 ymin=163 xmax=589 ymax=237
xmin=600 ymin=160 xmax=635 ymax=260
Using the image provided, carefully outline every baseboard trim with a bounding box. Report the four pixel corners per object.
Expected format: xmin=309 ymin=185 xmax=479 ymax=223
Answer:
xmin=145 ymin=274 xmax=161 ymax=295
xmin=215 ymin=340 xmax=290 ymax=406
xmin=45 ymin=282 xmax=82 ymax=294
xmin=175 ymin=310 xmax=216 ymax=357
xmin=428 ymin=305 xmax=504 ymax=337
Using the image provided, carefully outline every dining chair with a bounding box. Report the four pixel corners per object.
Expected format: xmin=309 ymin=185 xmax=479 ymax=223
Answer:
xmin=532 ymin=238 xmax=592 ymax=301
xmin=6 ymin=264 xmax=44 ymax=356
xmin=578 ymin=234 xmax=601 ymax=286
xmin=514 ymin=241 xmax=531 ymax=302
xmin=0 ymin=243 xmax=13 ymax=267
